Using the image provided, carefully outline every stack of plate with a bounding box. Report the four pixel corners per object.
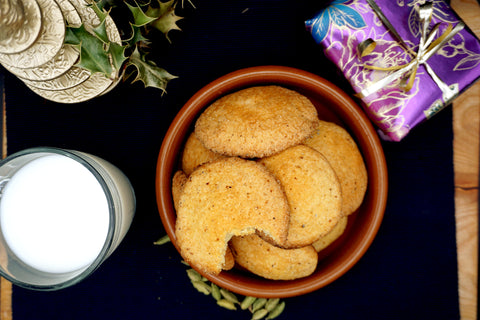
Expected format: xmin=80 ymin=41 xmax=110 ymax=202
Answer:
xmin=0 ymin=0 xmax=121 ymax=103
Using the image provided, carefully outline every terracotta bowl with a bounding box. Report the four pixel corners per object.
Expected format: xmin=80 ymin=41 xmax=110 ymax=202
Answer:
xmin=155 ymin=66 xmax=388 ymax=298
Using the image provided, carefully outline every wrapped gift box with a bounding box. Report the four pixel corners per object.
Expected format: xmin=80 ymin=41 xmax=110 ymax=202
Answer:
xmin=306 ymin=0 xmax=480 ymax=141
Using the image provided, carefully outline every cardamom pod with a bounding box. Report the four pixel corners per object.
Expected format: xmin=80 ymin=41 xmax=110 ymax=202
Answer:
xmin=251 ymin=308 xmax=269 ymax=320
xmin=191 ymin=280 xmax=211 ymax=295
xmin=220 ymin=288 xmax=239 ymax=304
xmin=211 ymin=283 xmax=221 ymax=301
xmin=186 ymin=269 xmax=202 ymax=282
xmin=251 ymin=298 xmax=267 ymax=313
xmin=153 ymin=235 xmax=171 ymax=245
xmin=265 ymin=301 xmax=285 ymax=319
xmin=265 ymin=298 xmax=280 ymax=311
xmin=241 ymin=296 xmax=257 ymax=310
xmin=217 ymin=299 xmax=237 ymax=310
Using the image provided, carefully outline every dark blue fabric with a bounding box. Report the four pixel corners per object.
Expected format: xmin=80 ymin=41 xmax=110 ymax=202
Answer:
xmin=1 ymin=0 xmax=459 ymax=319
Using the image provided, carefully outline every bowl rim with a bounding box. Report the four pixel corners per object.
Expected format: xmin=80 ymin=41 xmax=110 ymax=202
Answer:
xmin=156 ymin=65 xmax=388 ymax=298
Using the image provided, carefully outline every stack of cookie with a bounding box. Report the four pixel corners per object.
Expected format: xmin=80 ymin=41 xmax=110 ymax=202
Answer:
xmin=172 ymin=85 xmax=368 ymax=280
xmin=0 ymin=0 xmax=120 ymax=103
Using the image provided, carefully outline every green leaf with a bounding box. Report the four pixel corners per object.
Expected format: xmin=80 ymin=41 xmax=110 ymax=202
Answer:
xmin=125 ymin=23 xmax=150 ymax=48
xmin=108 ymin=42 xmax=128 ymax=71
xmin=146 ymin=0 xmax=183 ymax=42
xmin=94 ymin=0 xmax=108 ymax=11
xmin=89 ymin=1 xmax=109 ymax=23
xmin=66 ymin=24 xmax=113 ymax=77
xmin=126 ymin=1 xmax=156 ymax=27
xmin=78 ymin=43 xmax=113 ymax=77
xmin=91 ymin=17 xmax=110 ymax=43
xmin=181 ymin=0 xmax=196 ymax=9
xmin=126 ymin=46 xmax=177 ymax=91
xmin=94 ymin=0 xmax=119 ymax=11
xmin=65 ymin=26 xmax=82 ymax=45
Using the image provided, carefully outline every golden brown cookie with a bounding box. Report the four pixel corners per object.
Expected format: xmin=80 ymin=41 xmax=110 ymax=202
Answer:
xmin=312 ymin=215 xmax=348 ymax=252
xmin=172 ymin=170 xmax=188 ymax=211
xmin=175 ymin=157 xmax=290 ymax=275
xmin=259 ymin=145 xmax=342 ymax=248
xmin=223 ymin=245 xmax=235 ymax=271
xmin=231 ymin=234 xmax=318 ymax=280
xmin=172 ymin=169 xmax=234 ymax=271
xmin=194 ymin=85 xmax=320 ymax=158
xmin=181 ymin=132 xmax=225 ymax=175
xmin=304 ymin=120 xmax=368 ymax=215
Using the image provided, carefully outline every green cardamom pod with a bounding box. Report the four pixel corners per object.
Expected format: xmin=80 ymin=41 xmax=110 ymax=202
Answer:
xmin=266 ymin=301 xmax=285 ymax=320
xmin=211 ymin=283 xmax=221 ymax=301
xmin=241 ymin=296 xmax=257 ymax=310
xmin=217 ymin=299 xmax=237 ymax=310
xmin=220 ymin=288 xmax=239 ymax=304
xmin=265 ymin=298 xmax=280 ymax=311
xmin=191 ymin=280 xmax=211 ymax=295
xmin=251 ymin=298 xmax=267 ymax=313
xmin=251 ymin=308 xmax=269 ymax=320
xmin=186 ymin=269 xmax=202 ymax=282
xmin=153 ymin=235 xmax=171 ymax=245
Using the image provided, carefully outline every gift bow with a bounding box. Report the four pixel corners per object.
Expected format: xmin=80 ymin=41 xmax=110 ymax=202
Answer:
xmin=357 ymin=0 xmax=464 ymax=102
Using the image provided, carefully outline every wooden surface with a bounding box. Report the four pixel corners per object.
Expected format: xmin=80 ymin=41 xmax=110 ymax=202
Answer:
xmin=0 ymin=1 xmax=478 ymax=319
xmin=451 ymin=0 xmax=480 ymax=319
xmin=0 ymin=72 xmax=10 ymax=320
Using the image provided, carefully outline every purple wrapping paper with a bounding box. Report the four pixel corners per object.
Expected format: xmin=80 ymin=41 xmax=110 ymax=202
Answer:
xmin=306 ymin=0 xmax=480 ymax=141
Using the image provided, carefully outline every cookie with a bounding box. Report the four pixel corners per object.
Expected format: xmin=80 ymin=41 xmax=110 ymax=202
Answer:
xmin=259 ymin=145 xmax=342 ymax=248
xmin=172 ymin=170 xmax=187 ymax=211
xmin=223 ymin=245 xmax=235 ymax=271
xmin=304 ymin=120 xmax=368 ymax=215
xmin=172 ymin=169 xmax=234 ymax=271
xmin=312 ymin=215 xmax=348 ymax=252
xmin=181 ymin=132 xmax=225 ymax=175
xmin=230 ymin=234 xmax=318 ymax=280
xmin=175 ymin=157 xmax=290 ymax=275
xmin=195 ymin=85 xmax=320 ymax=158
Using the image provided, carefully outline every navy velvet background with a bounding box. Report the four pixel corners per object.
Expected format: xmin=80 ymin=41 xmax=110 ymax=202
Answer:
xmin=0 ymin=0 xmax=459 ymax=319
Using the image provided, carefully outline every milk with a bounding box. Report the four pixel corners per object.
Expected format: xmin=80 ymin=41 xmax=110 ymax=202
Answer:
xmin=71 ymin=151 xmax=136 ymax=247
xmin=0 ymin=148 xmax=135 ymax=288
xmin=0 ymin=154 xmax=110 ymax=274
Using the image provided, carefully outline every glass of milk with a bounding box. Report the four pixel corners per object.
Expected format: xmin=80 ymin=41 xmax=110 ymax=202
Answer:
xmin=0 ymin=147 xmax=136 ymax=290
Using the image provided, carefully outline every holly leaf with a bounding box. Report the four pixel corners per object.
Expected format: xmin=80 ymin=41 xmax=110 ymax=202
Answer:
xmin=126 ymin=1 xmax=156 ymax=27
xmin=94 ymin=0 xmax=109 ymax=11
xmin=90 ymin=17 xmax=110 ymax=43
xmin=65 ymin=25 xmax=82 ymax=45
xmin=126 ymin=46 xmax=177 ymax=92
xmin=181 ymin=0 xmax=195 ymax=9
xmin=145 ymin=0 xmax=183 ymax=42
xmin=89 ymin=0 xmax=109 ymax=22
xmin=108 ymin=42 xmax=128 ymax=72
xmin=65 ymin=24 xmax=114 ymax=77
xmin=93 ymin=0 xmax=119 ymax=12
xmin=125 ymin=23 xmax=151 ymax=48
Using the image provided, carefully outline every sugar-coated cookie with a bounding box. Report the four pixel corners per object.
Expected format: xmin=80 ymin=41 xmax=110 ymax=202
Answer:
xmin=181 ymin=132 xmax=225 ymax=175
xmin=172 ymin=169 xmax=235 ymax=271
xmin=231 ymin=234 xmax=318 ymax=280
xmin=312 ymin=215 xmax=348 ymax=252
xmin=175 ymin=157 xmax=290 ymax=275
xmin=304 ymin=120 xmax=368 ymax=215
xmin=195 ymin=86 xmax=319 ymax=158
xmin=259 ymin=145 xmax=342 ymax=248
xmin=172 ymin=170 xmax=187 ymax=211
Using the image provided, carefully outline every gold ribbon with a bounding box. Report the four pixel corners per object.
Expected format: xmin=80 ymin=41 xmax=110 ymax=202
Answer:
xmin=357 ymin=0 xmax=464 ymax=101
